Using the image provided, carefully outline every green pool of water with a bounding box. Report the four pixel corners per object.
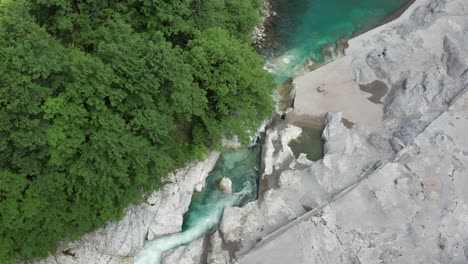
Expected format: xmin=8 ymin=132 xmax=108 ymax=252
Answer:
xmin=289 ymin=126 xmax=324 ymax=161
xmin=266 ymin=0 xmax=409 ymax=83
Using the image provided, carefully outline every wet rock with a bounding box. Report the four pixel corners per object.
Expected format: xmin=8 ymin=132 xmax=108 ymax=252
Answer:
xmin=261 ymin=124 xmax=302 ymax=177
xmin=222 ymin=136 xmax=242 ymax=150
xmin=322 ymin=38 xmax=349 ymax=61
xmin=219 ymin=177 xmax=233 ymax=194
xmin=194 ymin=183 xmax=204 ymax=193
xmin=252 ymin=0 xmax=276 ymax=50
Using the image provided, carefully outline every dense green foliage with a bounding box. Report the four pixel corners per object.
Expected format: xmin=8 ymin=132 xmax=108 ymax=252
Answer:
xmin=0 ymin=0 xmax=274 ymax=261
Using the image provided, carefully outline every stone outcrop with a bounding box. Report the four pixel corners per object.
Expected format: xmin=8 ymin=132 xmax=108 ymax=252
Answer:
xmin=219 ymin=207 xmax=259 ymax=245
xmin=219 ymin=177 xmax=233 ymax=194
xmin=30 ymin=152 xmax=220 ymax=264
xmin=347 ymin=0 xmax=468 ymax=125
xmin=210 ymin=111 xmax=382 ymax=261
xmin=240 ymin=90 xmax=468 ymax=264
xmin=207 ymin=231 xmax=231 ymax=264
xmin=261 ymin=124 xmax=302 ymax=178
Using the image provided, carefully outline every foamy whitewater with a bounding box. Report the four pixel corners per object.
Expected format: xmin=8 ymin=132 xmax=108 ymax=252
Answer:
xmin=135 ymin=188 xmax=250 ymax=264
xmin=134 ymin=149 xmax=259 ymax=264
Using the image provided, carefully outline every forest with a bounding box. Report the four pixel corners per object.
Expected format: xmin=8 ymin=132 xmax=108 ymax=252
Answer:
xmin=0 ymin=0 xmax=274 ymax=261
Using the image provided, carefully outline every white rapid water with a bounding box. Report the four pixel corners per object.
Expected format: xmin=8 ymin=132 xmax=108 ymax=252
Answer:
xmin=134 ymin=185 xmax=252 ymax=264
xmin=134 ymin=149 xmax=259 ymax=264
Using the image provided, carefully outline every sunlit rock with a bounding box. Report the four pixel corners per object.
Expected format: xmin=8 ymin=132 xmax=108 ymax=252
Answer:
xmin=219 ymin=177 xmax=233 ymax=194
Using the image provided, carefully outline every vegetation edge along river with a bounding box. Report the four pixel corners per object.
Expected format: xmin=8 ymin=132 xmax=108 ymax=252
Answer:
xmin=0 ymin=0 xmax=274 ymax=261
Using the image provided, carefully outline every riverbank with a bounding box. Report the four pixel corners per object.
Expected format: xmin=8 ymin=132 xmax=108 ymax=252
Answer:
xmin=275 ymin=0 xmax=420 ymax=127
xmin=263 ymin=0 xmax=412 ymax=83
xmin=288 ymin=0 xmax=421 ymax=129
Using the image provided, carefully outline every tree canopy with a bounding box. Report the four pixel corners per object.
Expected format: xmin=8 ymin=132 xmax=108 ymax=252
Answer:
xmin=0 ymin=0 xmax=274 ymax=261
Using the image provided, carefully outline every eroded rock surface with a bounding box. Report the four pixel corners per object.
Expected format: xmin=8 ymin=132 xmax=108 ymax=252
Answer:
xmin=207 ymin=231 xmax=231 ymax=264
xmin=240 ymin=91 xmax=468 ymax=264
xmin=219 ymin=177 xmax=233 ymax=194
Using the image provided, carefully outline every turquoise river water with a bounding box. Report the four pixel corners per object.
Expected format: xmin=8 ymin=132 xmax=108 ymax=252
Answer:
xmin=135 ymin=1 xmax=410 ymax=263
xmin=135 ymin=148 xmax=260 ymax=263
xmin=266 ymin=0 xmax=408 ymax=83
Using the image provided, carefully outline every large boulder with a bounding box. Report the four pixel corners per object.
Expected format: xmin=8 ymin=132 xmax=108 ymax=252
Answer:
xmin=260 ymin=190 xmax=297 ymax=228
xmin=218 ymin=177 xmax=233 ymax=194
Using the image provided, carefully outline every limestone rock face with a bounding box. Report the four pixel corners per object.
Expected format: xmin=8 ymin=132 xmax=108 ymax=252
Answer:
xmin=207 ymin=231 xmax=231 ymax=264
xmin=212 ymin=114 xmax=382 ymax=260
xmin=218 ymin=177 xmax=233 ymax=194
xmin=240 ymin=98 xmax=468 ymax=264
xmin=261 ymin=124 xmax=302 ymax=177
xmin=285 ymin=112 xmax=380 ymax=210
xmin=32 ymin=152 xmax=220 ymax=264
xmin=259 ymin=190 xmax=297 ymax=227
xmin=347 ymin=0 xmax=468 ymax=125
xmin=219 ymin=206 xmax=259 ymax=245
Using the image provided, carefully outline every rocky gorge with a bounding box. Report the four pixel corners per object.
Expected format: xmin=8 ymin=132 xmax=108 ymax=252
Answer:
xmin=29 ymin=0 xmax=468 ymax=263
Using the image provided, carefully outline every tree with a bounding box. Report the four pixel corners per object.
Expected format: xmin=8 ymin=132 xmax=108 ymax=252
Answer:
xmin=186 ymin=28 xmax=274 ymax=145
